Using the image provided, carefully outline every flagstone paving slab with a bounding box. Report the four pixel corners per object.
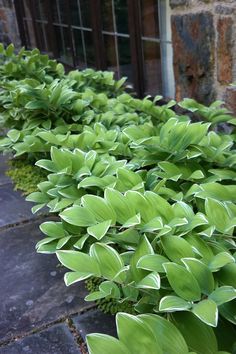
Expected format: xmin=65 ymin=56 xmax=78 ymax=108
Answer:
xmin=73 ymin=309 xmax=116 ymax=340
xmin=0 ymin=324 xmax=81 ymax=354
xmin=0 ymin=183 xmax=36 ymax=228
xmin=0 ymin=221 xmax=91 ymax=342
xmin=0 ymin=155 xmax=11 ymax=186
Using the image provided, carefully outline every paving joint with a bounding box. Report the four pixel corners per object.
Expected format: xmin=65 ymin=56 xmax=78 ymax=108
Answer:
xmin=66 ymin=317 xmax=88 ymax=354
xmin=0 ymin=304 xmax=96 ymax=349
xmin=0 ymin=212 xmax=49 ymax=233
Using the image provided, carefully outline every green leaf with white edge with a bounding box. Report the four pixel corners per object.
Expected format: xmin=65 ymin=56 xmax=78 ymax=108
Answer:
xmin=205 ymin=198 xmax=231 ymax=233
xmin=52 ymin=198 xmax=74 ymax=212
xmin=112 ymin=229 xmax=140 ymax=246
xmin=56 ymin=236 xmax=71 ymax=249
xmin=85 ymin=290 xmax=107 ymax=301
xmin=217 ymin=263 xmax=236 ymax=287
xmin=209 ymin=286 xmax=236 ymax=306
xmin=163 ymin=262 xmax=201 ymax=301
xmin=31 ymin=203 xmax=46 ymax=214
xmin=39 ymin=221 xmax=67 ymax=238
xmin=116 ymin=313 xmax=163 ymax=354
xmin=78 ymin=175 xmax=115 ymax=189
xmin=37 ymin=131 xmax=60 ymax=145
xmin=182 ymin=258 xmax=215 ymax=295
xmin=82 ymin=195 xmax=116 ymax=223
xmin=141 ymin=216 xmax=163 ymax=232
xmin=185 ymin=234 xmax=213 ymax=261
xmin=60 ymin=206 xmax=96 ymax=227
xmin=192 ymin=299 xmax=218 ymax=327
xmin=144 ymin=191 xmax=174 ymax=223
xmin=219 ymin=300 xmax=236 ymax=325
xmin=51 ymin=146 xmax=72 ymax=171
xmin=173 ymin=312 xmax=218 ymax=354
xmin=122 ymin=213 xmax=141 ymax=228
xmin=161 ymin=235 xmax=195 ymax=264
xmin=87 ymin=220 xmax=112 ymax=240
xmin=99 ymin=281 xmax=120 ymax=298
xmin=130 ymin=236 xmax=154 ymax=282
xmin=36 ymin=237 xmax=59 ymax=250
xmin=87 ymin=334 xmax=130 ymax=354
xmin=116 ymin=168 xmax=144 ymax=191
xmin=85 ymin=281 xmax=120 ymax=301
xmin=26 ymin=192 xmax=49 ymax=204
xmin=64 ymin=271 xmax=92 ymax=285
xmin=56 ymin=250 xmax=100 ymax=275
xmin=208 ymin=252 xmax=235 ymax=272
xmin=105 ymin=188 xmax=136 ymax=224
xmin=137 ymin=272 xmax=160 ymax=290
xmin=73 ymin=234 xmax=89 ymax=250
xmin=35 ymin=159 xmax=57 ymax=172
xmin=90 ymin=243 xmax=124 ymax=282
xmin=139 ymin=314 xmax=189 ymax=354
xmin=6 ymin=43 xmax=14 ymax=56
xmin=36 ymin=241 xmax=58 ymax=254
xmin=7 ymin=129 xmax=20 ymax=142
xmin=137 ymin=254 xmax=169 ymax=273
xmin=159 ymin=296 xmax=191 ymax=312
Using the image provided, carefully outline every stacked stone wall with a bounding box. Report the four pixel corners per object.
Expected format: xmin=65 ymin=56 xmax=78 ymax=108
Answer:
xmin=170 ymin=0 xmax=236 ymax=113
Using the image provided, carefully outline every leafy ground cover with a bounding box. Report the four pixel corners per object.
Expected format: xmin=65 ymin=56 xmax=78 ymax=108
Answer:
xmin=1 ymin=44 xmax=236 ymax=353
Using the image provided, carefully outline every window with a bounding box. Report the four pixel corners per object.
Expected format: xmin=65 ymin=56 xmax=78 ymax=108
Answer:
xmin=14 ymin=0 xmax=175 ymax=98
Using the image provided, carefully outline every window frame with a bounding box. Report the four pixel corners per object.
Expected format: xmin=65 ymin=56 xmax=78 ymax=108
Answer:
xmin=14 ymin=0 xmax=172 ymax=98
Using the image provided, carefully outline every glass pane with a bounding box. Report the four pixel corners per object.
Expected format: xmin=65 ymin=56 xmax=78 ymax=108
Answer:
xmin=52 ymin=0 xmax=59 ymax=22
xmin=23 ymin=0 xmax=32 ymax=19
xmin=140 ymin=0 xmax=159 ymax=38
xmin=37 ymin=0 xmax=48 ymax=21
xmin=73 ymin=29 xmax=86 ymax=67
xmin=103 ymin=35 xmax=117 ymax=75
xmin=118 ymin=36 xmax=132 ymax=81
xmin=70 ymin=0 xmax=81 ymax=26
xmin=23 ymin=19 xmax=37 ymax=48
xmin=37 ymin=23 xmax=47 ymax=51
xmin=80 ymin=0 xmax=91 ymax=28
xmin=143 ymin=40 xmax=162 ymax=95
xmin=84 ymin=31 xmax=95 ymax=66
xmin=58 ymin=0 xmax=67 ymax=24
xmin=101 ymin=1 xmax=114 ymax=32
xmin=54 ymin=26 xmax=73 ymax=65
xmin=114 ymin=0 xmax=129 ymax=34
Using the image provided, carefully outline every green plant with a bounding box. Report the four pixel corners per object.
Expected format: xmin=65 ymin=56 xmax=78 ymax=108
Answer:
xmin=1 ymin=44 xmax=236 ymax=354
xmin=0 ymin=43 xmax=64 ymax=82
xmin=87 ymin=312 xmax=234 ymax=354
xmin=85 ymin=277 xmax=134 ymax=315
xmin=6 ymin=158 xmax=48 ymax=195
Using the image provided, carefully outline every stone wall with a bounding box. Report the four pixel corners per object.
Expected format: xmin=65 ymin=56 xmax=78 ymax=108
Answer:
xmin=0 ymin=0 xmax=20 ymax=49
xmin=170 ymin=0 xmax=236 ymax=113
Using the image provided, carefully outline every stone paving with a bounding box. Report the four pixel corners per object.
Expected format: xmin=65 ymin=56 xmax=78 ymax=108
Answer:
xmin=0 ymin=154 xmax=116 ymax=354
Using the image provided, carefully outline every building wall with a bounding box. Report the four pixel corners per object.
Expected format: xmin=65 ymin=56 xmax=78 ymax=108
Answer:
xmin=170 ymin=0 xmax=236 ymax=111
xmin=0 ymin=0 xmax=235 ymax=113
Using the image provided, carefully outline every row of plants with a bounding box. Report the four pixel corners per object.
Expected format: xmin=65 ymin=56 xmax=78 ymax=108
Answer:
xmin=1 ymin=44 xmax=236 ymax=353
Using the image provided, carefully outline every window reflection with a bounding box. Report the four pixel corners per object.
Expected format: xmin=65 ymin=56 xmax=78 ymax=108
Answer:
xmin=115 ymin=0 xmax=129 ymax=34
xmin=79 ymin=0 xmax=91 ymax=28
xmin=140 ymin=0 xmax=159 ymax=38
xmin=103 ymin=35 xmax=117 ymax=75
xmin=101 ymin=1 xmax=114 ymax=31
xmin=101 ymin=0 xmax=132 ymax=82
xmin=118 ymin=37 xmax=132 ymax=81
xmin=143 ymin=40 xmax=162 ymax=95
xmin=84 ymin=31 xmax=95 ymax=66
